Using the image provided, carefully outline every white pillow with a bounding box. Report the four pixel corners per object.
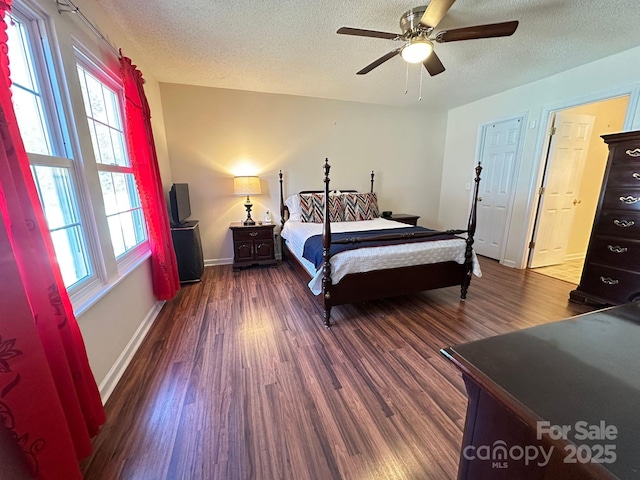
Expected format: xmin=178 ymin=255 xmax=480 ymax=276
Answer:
xmin=285 ymin=195 xmax=301 ymax=222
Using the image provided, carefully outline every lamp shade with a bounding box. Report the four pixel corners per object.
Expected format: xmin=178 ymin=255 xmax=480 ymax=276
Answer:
xmin=233 ymin=176 xmax=261 ymax=196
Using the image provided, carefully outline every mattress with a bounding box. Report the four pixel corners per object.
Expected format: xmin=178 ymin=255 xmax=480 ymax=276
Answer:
xmin=281 ymin=218 xmax=482 ymax=295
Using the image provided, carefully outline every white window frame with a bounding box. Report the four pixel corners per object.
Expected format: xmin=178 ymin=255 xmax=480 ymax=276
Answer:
xmin=5 ymin=4 xmax=100 ymax=296
xmin=6 ymin=0 xmax=151 ymax=315
xmin=74 ymin=50 xmax=148 ymax=265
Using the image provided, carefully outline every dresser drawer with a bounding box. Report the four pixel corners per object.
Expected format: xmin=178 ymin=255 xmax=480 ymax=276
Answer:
xmin=232 ymin=228 xmax=273 ymax=241
xmin=579 ymin=263 xmax=640 ymax=304
xmin=601 ymin=188 xmax=640 ymax=211
xmin=607 ymin=162 xmax=640 ymax=187
xmin=594 ymin=210 xmax=640 ymax=236
xmin=611 ymin=140 xmax=640 ymax=165
xmin=588 ymin=236 xmax=640 ymax=269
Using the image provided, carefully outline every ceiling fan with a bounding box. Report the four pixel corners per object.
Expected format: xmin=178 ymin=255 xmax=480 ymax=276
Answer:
xmin=337 ymin=0 xmax=519 ymax=76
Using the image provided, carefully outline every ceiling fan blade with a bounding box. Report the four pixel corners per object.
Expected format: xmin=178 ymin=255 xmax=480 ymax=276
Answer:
xmin=419 ymin=0 xmax=456 ymax=29
xmin=435 ymin=20 xmax=519 ymax=43
xmin=337 ymin=27 xmax=400 ymax=40
xmin=356 ymin=48 xmax=402 ymax=75
xmin=423 ymin=51 xmax=446 ymax=76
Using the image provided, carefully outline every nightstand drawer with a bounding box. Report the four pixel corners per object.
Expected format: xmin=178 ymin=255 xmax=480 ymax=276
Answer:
xmin=233 ymin=228 xmax=273 ymax=241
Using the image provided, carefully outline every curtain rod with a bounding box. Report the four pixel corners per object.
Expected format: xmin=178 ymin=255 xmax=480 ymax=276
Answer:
xmin=56 ymin=0 xmax=120 ymax=58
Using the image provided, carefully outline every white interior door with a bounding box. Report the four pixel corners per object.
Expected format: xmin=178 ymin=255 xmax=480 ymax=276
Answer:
xmin=474 ymin=117 xmax=522 ymax=259
xmin=529 ymin=112 xmax=595 ymax=268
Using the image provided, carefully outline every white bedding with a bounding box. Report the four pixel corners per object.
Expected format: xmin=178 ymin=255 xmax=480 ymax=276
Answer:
xmin=280 ymin=218 xmax=482 ymax=295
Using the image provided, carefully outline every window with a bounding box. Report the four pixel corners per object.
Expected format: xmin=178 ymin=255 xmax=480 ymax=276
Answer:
xmin=30 ymin=164 xmax=91 ymax=286
xmin=76 ymin=62 xmax=146 ymax=258
xmin=3 ymin=1 xmax=151 ymax=312
xmin=5 ymin=9 xmax=92 ymax=288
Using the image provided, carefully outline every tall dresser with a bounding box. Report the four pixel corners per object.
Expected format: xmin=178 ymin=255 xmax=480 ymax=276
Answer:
xmin=571 ymin=130 xmax=640 ymax=305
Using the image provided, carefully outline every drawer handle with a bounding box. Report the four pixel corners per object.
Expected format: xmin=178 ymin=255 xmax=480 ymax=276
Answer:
xmin=607 ymin=245 xmax=628 ymax=253
xmin=614 ymin=219 xmax=634 ymax=227
xmin=619 ymin=195 xmax=640 ymax=204
xmin=249 ymin=232 xmax=258 ymax=237
xmin=626 ymin=148 xmax=640 ymax=157
xmin=600 ymin=276 xmax=619 ymax=285
xmin=633 ymin=173 xmax=640 ymax=180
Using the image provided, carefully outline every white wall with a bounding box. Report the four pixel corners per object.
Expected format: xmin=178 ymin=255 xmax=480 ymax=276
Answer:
xmin=440 ymin=45 xmax=640 ymax=268
xmin=159 ymin=84 xmax=446 ymax=263
xmin=47 ymin=0 xmax=173 ymax=398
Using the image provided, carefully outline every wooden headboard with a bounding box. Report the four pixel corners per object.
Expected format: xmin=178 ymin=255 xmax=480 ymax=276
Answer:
xmin=278 ymin=167 xmax=375 ymax=228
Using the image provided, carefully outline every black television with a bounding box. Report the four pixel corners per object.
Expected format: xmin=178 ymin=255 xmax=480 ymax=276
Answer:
xmin=169 ymin=183 xmax=191 ymax=225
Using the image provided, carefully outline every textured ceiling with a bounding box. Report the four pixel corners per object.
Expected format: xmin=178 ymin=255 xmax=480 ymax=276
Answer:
xmin=92 ymin=0 xmax=640 ymax=110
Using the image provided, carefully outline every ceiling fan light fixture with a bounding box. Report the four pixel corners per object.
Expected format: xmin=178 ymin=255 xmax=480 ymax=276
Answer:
xmin=401 ymin=37 xmax=433 ymax=63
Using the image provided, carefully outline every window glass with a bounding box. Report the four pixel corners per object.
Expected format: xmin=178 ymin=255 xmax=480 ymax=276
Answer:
xmin=31 ymin=165 xmax=91 ymax=287
xmin=6 ymin=13 xmax=53 ymax=155
xmin=77 ymin=65 xmax=128 ymax=166
xmin=77 ymin=63 xmax=147 ymax=258
xmin=5 ymin=10 xmax=93 ymax=288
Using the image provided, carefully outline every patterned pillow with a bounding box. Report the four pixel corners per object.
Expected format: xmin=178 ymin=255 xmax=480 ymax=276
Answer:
xmin=298 ymin=193 xmax=344 ymax=223
xmin=343 ymin=192 xmax=379 ymax=221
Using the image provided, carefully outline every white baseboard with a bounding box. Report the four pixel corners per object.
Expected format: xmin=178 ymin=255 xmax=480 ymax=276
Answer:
xmin=205 ymin=254 xmax=284 ymax=266
xmin=501 ymin=259 xmax=518 ymax=268
xmin=564 ymin=253 xmax=586 ymax=261
xmin=98 ymin=300 xmax=164 ymax=403
xmin=204 ymin=257 xmax=233 ymax=266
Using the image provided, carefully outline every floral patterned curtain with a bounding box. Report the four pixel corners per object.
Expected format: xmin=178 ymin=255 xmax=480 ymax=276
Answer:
xmin=0 ymin=2 xmax=105 ymax=478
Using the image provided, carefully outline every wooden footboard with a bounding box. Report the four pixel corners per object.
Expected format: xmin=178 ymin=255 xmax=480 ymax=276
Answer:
xmin=282 ymin=242 xmax=466 ymax=320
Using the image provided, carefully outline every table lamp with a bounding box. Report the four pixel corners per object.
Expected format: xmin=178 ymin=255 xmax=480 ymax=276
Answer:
xmin=233 ymin=176 xmax=261 ymax=225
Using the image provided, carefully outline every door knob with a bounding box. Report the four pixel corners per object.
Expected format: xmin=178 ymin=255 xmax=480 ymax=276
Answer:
xmin=478 ymin=197 xmax=483 ymax=202
xmin=573 ymin=199 xmax=582 ymax=206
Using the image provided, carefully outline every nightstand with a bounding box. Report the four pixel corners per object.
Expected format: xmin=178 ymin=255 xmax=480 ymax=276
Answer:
xmin=230 ymin=222 xmax=277 ymax=270
xmin=384 ymin=213 xmax=420 ymax=226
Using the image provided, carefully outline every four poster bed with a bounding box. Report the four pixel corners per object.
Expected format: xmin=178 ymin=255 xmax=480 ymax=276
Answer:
xmin=279 ymin=159 xmax=482 ymax=327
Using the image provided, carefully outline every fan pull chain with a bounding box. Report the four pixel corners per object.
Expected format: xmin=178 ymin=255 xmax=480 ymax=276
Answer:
xmin=404 ymin=62 xmax=409 ymax=95
xmin=419 ymin=65 xmax=424 ymax=101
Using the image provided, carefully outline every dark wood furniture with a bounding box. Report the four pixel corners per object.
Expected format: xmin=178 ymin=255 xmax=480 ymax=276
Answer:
xmin=230 ymin=222 xmax=277 ymax=271
xmin=571 ymin=130 xmax=640 ymax=306
xmin=384 ymin=213 xmax=420 ymax=226
xmin=171 ymin=220 xmax=204 ymax=283
xmin=279 ymin=159 xmax=482 ymax=327
xmin=442 ymin=303 xmax=640 ymax=480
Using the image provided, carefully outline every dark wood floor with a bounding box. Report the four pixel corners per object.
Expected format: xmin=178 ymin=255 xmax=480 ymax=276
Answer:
xmin=81 ymin=257 xmax=594 ymax=479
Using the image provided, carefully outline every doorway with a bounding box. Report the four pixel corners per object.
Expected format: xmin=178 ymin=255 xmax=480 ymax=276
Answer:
xmin=528 ymin=95 xmax=629 ymax=283
xmin=474 ymin=116 xmax=524 ymax=260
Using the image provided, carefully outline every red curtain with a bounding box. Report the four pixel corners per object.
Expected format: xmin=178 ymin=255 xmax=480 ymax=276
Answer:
xmin=0 ymin=2 xmax=105 ymax=478
xmin=120 ymin=54 xmax=180 ymax=300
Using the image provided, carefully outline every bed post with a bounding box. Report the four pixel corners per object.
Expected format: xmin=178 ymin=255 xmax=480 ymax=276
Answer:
xmin=322 ymin=158 xmax=332 ymax=328
xmin=279 ymin=170 xmax=286 ymax=260
xmin=461 ymin=162 xmax=482 ymax=299
xmin=370 ymin=170 xmax=375 ymax=193
xmin=279 ymin=170 xmax=285 ymax=230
